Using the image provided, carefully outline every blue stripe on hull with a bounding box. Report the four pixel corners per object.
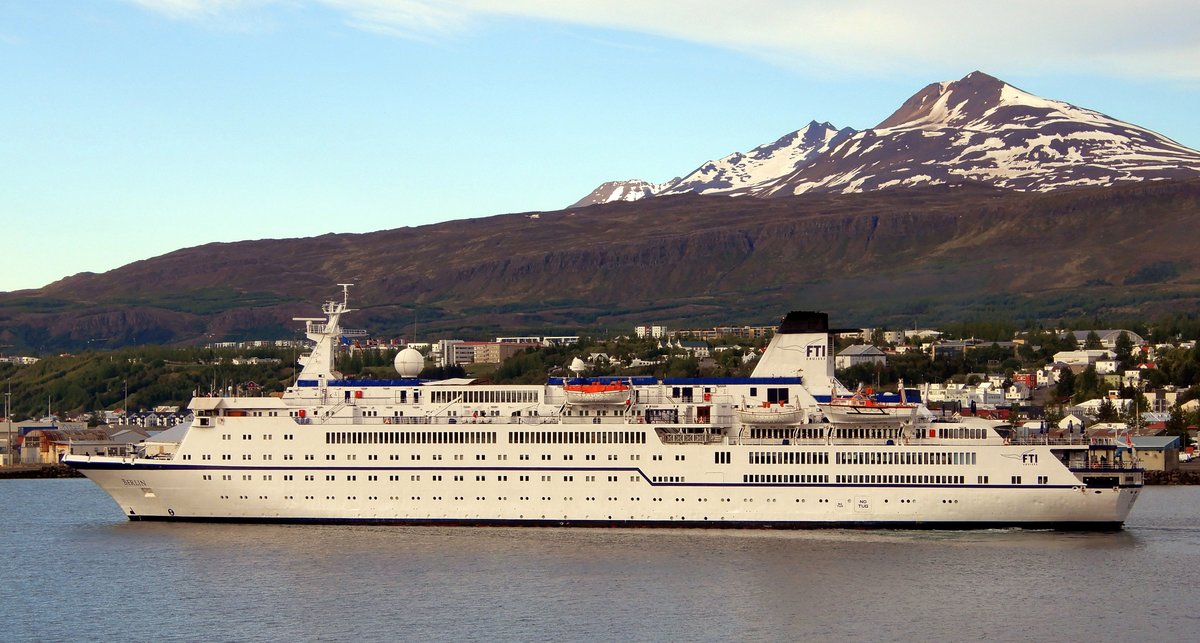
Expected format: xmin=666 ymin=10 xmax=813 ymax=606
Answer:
xmin=126 ymin=514 xmax=1126 ymax=531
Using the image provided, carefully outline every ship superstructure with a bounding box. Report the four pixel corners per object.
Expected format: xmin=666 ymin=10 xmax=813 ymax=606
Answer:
xmin=65 ymin=288 xmax=1142 ymax=529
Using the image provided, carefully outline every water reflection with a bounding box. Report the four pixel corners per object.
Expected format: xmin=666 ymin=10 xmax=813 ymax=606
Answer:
xmin=4 ymin=480 xmax=1195 ymax=642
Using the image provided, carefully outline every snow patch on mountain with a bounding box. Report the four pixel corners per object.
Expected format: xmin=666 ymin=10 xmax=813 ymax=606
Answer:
xmin=658 ymin=121 xmax=856 ymax=196
xmin=569 ymin=179 xmax=668 ymax=208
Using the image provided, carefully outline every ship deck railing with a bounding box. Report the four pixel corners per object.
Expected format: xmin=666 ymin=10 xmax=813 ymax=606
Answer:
xmin=294 ymin=414 xmax=747 ymax=427
xmin=726 ymin=437 xmax=918 ymax=447
xmin=296 ymin=415 xmax=665 ymax=426
xmin=1067 ymin=461 xmax=1143 ymax=472
xmin=1008 ymin=436 xmax=1124 ymax=446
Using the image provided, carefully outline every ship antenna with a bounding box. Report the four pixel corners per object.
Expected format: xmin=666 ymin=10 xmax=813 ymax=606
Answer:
xmin=292 ymin=333 xmax=300 ymax=387
xmin=337 ymin=283 xmax=353 ymax=308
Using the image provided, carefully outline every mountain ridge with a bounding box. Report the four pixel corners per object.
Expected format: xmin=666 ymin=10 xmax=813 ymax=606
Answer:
xmin=578 ymin=71 xmax=1200 ymax=204
xmin=4 ymin=179 xmax=1200 ymax=351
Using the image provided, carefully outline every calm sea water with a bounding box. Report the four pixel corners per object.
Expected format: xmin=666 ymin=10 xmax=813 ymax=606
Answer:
xmin=2 ymin=480 xmax=1198 ymax=642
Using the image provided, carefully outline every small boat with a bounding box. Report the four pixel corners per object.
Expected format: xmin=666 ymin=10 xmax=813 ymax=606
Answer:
xmin=563 ymin=380 xmax=630 ymax=404
xmin=735 ymin=402 xmax=804 ymax=425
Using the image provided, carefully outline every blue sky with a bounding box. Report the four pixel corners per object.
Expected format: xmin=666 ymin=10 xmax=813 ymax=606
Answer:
xmin=3 ymin=1 xmax=1197 ymax=292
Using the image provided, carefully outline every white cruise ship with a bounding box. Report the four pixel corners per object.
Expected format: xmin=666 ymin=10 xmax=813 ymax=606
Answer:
xmin=66 ymin=287 xmax=1143 ymax=529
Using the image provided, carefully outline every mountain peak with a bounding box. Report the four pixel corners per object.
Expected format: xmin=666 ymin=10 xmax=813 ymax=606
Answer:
xmin=569 ymin=179 xmax=664 ymax=208
xmin=875 ymin=70 xmax=1009 ymax=130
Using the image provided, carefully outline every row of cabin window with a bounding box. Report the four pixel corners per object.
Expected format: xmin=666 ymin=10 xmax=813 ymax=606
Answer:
xmin=748 ymin=427 xmax=828 ymax=439
xmin=748 ymin=451 xmax=830 ymax=465
xmin=836 ymin=451 xmax=977 ymax=466
xmin=745 ymin=427 xmax=919 ymax=441
xmin=185 ymin=453 xmax=645 ymax=462
xmin=743 ymin=474 xmax=829 ymax=483
xmin=831 ymin=427 xmax=904 ymax=440
xmin=834 ymin=474 xmax=967 ymax=484
xmin=325 ymin=431 xmax=498 ymax=445
xmin=428 ymin=390 xmax=540 ymax=404
xmin=205 ymin=473 xmax=638 ymax=483
xmin=935 ymin=427 xmax=989 ymax=439
xmin=508 ymin=431 xmax=647 ymax=445
xmin=214 ymin=495 xmax=750 ymax=505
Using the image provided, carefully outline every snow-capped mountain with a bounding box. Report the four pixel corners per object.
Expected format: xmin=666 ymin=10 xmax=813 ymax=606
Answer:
xmin=762 ymin=71 xmax=1200 ymax=195
xmin=569 ymin=179 xmax=668 ymax=208
xmin=571 ymin=122 xmax=855 ymax=207
xmin=660 ymin=121 xmax=855 ymax=196
xmin=574 ymin=71 xmax=1200 ymax=205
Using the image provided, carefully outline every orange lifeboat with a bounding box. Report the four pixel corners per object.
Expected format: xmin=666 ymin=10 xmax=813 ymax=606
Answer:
xmin=563 ymin=381 xmax=631 ymax=405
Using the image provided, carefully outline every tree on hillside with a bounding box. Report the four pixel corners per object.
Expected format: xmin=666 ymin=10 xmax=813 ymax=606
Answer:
xmin=494 ymin=350 xmax=547 ymax=384
xmin=1055 ymin=367 xmax=1075 ymax=401
xmin=1121 ymin=392 xmax=1148 ymax=431
xmin=1114 ymin=331 xmax=1135 ymax=370
xmin=1044 ymin=404 xmax=1065 ymax=429
xmin=1165 ymin=401 xmax=1188 ymax=440
xmin=713 ymin=348 xmax=750 ymax=376
xmin=1063 ymin=331 xmax=1079 ymax=350
xmin=1153 ymin=345 xmax=1200 ymax=387
xmin=1074 ymin=364 xmax=1100 ymax=404
xmin=660 ymin=355 xmax=700 ymax=379
xmin=1095 ymin=398 xmax=1118 ymax=423
xmin=1084 ymin=330 xmax=1104 ymax=350
xmin=419 ymin=364 xmax=466 ymax=379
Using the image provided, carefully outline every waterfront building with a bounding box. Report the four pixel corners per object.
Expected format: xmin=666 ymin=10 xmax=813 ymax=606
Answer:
xmin=1068 ymin=330 xmax=1147 ymax=350
xmin=835 ymin=344 xmax=887 ymax=370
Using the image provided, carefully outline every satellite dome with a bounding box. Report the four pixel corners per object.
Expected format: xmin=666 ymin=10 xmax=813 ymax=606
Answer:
xmin=568 ymin=357 xmax=587 ymax=374
xmin=394 ymin=347 xmax=424 ymax=377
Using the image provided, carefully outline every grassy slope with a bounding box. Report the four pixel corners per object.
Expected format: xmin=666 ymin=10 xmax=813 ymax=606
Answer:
xmin=1 ymin=180 xmax=1198 ymax=350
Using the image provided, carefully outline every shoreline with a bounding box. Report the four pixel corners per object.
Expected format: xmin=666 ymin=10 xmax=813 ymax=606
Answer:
xmin=0 ymin=464 xmax=84 ymax=479
xmin=1144 ymin=470 xmax=1200 ymax=485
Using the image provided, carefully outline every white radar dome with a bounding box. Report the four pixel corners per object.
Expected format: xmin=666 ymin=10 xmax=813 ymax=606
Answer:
xmin=394 ymin=348 xmax=424 ymax=377
xmin=568 ymin=357 xmax=587 ymax=374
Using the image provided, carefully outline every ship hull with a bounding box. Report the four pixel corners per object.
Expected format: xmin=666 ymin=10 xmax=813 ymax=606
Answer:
xmin=122 ymin=516 xmax=1126 ymax=531
xmin=69 ymin=456 xmax=1139 ymax=530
